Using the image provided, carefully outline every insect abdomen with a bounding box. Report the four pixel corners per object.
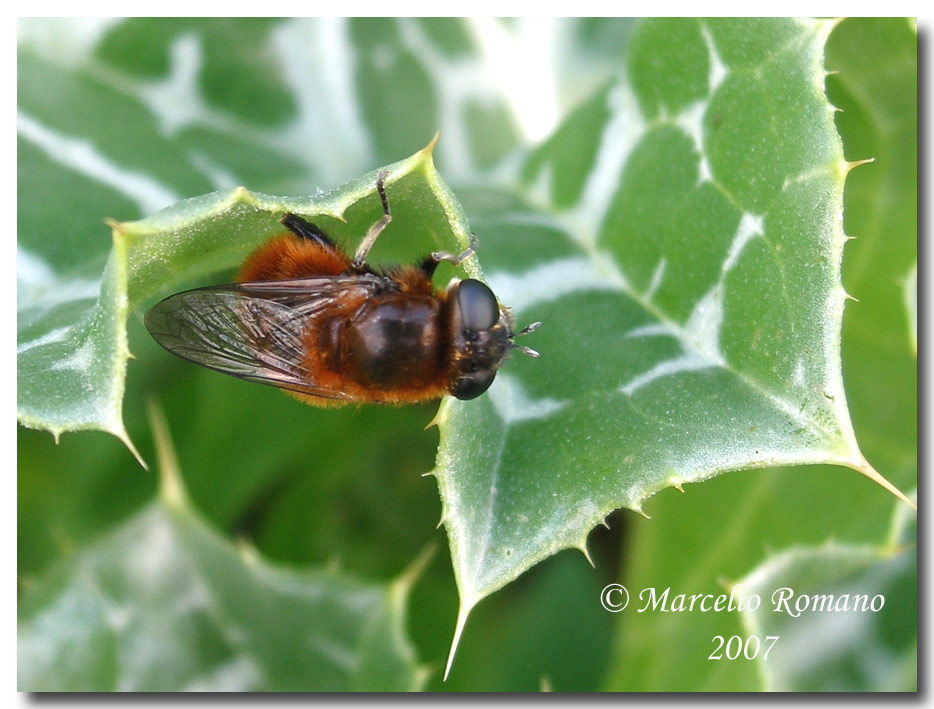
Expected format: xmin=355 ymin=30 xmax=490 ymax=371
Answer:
xmin=345 ymin=296 xmax=445 ymax=388
xmin=306 ymin=294 xmax=448 ymax=403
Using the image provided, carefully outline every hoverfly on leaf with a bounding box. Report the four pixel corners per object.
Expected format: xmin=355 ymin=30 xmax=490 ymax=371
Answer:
xmin=145 ymin=172 xmax=540 ymax=406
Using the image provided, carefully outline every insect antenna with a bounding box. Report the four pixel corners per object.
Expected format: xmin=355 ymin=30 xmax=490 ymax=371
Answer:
xmin=513 ymin=344 xmax=540 ymax=358
xmin=510 ymin=321 xmax=541 ymax=357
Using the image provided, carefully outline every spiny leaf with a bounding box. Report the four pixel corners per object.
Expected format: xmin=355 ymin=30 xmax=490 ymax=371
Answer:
xmin=733 ymin=492 xmax=916 ymax=691
xmin=17 ymin=402 xmax=426 ymax=691
xmin=603 ymin=18 xmax=918 ymax=693
xmin=18 ymin=19 xmax=915 ymax=690
xmin=431 ymin=18 xmax=909 ymax=675
xmin=17 ymin=137 xmax=474 ymax=453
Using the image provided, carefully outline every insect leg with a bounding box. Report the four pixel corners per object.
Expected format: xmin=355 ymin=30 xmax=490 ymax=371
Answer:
xmin=352 ymin=171 xmax=393 ymax=269
xmin=433 ymin=232 xmax=479 ymax=266
xmin=280 ymin=213 xmax=336 ymax=248
xmin=419 ymin=232 xmax=479 ymax=277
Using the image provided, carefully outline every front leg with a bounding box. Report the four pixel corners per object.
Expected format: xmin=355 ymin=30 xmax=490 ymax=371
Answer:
xmin=352 ymin=171 xmax=393 ymax=269
xmin=419 ymin=232 xmax=479 ymax=278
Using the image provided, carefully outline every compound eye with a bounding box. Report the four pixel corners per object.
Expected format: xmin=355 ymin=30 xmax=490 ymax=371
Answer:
xmin=457 ymin=279 xmax=499 ymax=331
xmin=453 ymin=369 xmax=497 ymax=400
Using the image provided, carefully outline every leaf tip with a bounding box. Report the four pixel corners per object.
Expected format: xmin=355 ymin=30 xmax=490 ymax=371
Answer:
xmin=850 ymin=458 xmax=916 ymax=511
xmin=105 ymin=217 xmax=131 ymax=246
xmin=667 ymin=475 xmax=686 ymax=493
xmin=842 ymin=157 xmax=874 ymax=176
xmin=413 ymin=665 xmax=435 ymax=691
xmin=444 ymin=597 xmax=476 ymax=681
xmin=426 ymin=398 xmax=454 ymax=430
xmin=422 ymin=132 xmax=441 ymax=157
xmin=393 ymin=543 xmax=437 ymax=597
xmin=116 ymin=427 xmax=148 ymax=471
xmin=96 ymin=416 xmax=147 ymax=469
xmin=236 ymin=536 xmax=261 ymax=565
xmin=146 ymin=399 xmax=188 ymax=507
xmin=232 ymin=185 xmax=257 ymax=204
xmin=577 ymin=542 xmax=596 ymax=568
xmin=633 ymin=505 xmax=651 ymax=520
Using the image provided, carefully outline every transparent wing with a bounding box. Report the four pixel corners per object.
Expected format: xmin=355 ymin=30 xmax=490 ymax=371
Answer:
xmin=145 ymin=276 xmax=382 ymax=401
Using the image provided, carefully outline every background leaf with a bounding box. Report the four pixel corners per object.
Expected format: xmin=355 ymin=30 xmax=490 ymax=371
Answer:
xmin=733 ymin=494 xmax=916 ymax=692
xmin=603 ymin=17 xmax=916 ymax=692
xmin=432 ymin=20 xmax=909 ymax=674
xmin=18 ymin=18 xmax=915 ymax=692
xmin=18 ymin=403 xmax=425 ymax=692
xmin=19 ymin=495 xmax=424 ymax=691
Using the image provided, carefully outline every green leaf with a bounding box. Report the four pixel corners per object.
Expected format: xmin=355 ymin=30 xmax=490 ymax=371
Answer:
xmin=603 ymin=17 xmax=917 ymax=692
xmin=825 ymin=17 xmax=918 ymax=477
xmin=18 ymin=407 xmax=425 ymax=691
xmin=18 ymin=229 xmax=138 ymax=455
xmin=19 ymin=19 xmax=916 ymax=691
xmin=19 ymin=503 xmax=427 ymax=691
xmin=734 ymin=495 xmax=916 ymax=691
xmin=431 ymin=18 xmax=909 ymax=673
xmin=17 ymin=131 xmax=473 ymax=449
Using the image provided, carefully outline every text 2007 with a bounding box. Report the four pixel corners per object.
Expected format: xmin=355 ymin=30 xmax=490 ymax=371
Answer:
xmin=708 ymin=635 xmax=779 ymax=660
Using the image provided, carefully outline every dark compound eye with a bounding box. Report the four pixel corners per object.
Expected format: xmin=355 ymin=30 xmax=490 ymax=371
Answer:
xmin=457 ymin=279 xmax=499 ymax=331
xmin=453 ymin=369 xmax=497 ymax=400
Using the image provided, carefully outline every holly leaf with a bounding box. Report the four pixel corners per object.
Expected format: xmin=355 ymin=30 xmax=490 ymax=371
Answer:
xmin=734 ymin=493 xmax=916 ymax=691
xmin=602 ymin=17 xmax=917 ymax=692
xmin=17 ymin=406 xmax=426 ymax=691
xmin=18 ymin=19 xmax=914 ymax=688
xmin=19 ymin=503 xmax=428 ymax=691
xmin=17 ymin=129 xmax=475 ymax=455
xmin=430 ymin=18 xmax=910 ymax=674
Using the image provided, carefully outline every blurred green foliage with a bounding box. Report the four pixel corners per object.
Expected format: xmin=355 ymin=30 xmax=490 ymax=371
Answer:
xmin=18 ymin=18 xmax=915 ymax=691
